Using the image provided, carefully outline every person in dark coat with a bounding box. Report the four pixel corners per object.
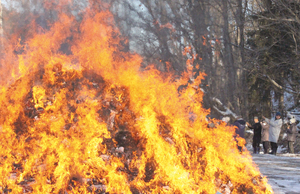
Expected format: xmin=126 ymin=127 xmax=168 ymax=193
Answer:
xmin=247 ymin=116 xmax=262 ymax=154
xmin=261 ymin=120 xmax=270 ymax=154
xmin=286 ymin=118 xmax=297 ymax=154
xmin=233 ymin=117 xmax=246 ymax=152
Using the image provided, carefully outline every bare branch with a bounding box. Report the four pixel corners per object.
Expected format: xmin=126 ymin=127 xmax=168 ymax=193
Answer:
xmin=266 ymin=75 xmax=282 ymax=90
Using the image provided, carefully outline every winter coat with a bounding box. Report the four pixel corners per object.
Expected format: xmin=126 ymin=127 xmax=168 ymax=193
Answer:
xmin=265 ymin=118 xmax=282 ymax=143
xmin=248 ymin=123 xmax=262 ymax=142
xmin=261 ymin=122 xmax=270 ymax=142
xmin=286 ymin=123 xmax=297 ymax=142
xmin=233 ymin=119 xmax=246 ymax=139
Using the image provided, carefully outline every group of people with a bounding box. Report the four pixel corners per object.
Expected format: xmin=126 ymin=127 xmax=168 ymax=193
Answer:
xmin=229 ymin=112 xmax=298 ymax=155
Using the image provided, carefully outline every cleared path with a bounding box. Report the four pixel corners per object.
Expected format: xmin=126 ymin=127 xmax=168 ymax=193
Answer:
xmin=252 ymin=154 xmax=300 ymax=194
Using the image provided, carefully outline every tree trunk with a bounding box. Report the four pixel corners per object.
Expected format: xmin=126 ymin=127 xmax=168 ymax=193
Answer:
xmin=0 ymin=0 xmax=3 ymax=47
xmin=236 ymin=0 xmax=248 ymax=119
xmin=222 ymin=0 xmax=237 ymax=113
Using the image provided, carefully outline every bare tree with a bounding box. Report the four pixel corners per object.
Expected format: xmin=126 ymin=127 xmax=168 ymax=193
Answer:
xmin=5 ymin=0 xmax=300 ymax=119
xmin=109 ymin=0 xmax=257 ymax=119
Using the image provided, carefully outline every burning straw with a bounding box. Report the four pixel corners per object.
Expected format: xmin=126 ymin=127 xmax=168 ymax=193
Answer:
xmin=0 ymin=5 xmax=272 ymax=194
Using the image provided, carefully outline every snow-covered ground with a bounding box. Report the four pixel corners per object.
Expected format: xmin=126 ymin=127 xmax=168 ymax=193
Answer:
xmin=252 ymin=154 xmax=300 ymax=194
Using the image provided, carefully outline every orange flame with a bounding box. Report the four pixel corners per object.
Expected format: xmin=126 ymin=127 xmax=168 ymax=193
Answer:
xmin=0 ymin=5 xmax=272 ymax=194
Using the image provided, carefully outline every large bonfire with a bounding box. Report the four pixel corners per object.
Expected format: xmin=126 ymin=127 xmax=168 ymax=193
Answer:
xmin=0 ymin=3 xmax=272 ymax=194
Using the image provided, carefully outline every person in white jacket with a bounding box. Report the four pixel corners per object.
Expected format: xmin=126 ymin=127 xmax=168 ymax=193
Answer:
xmin=262 ymin=112 xmax=283 ymax=155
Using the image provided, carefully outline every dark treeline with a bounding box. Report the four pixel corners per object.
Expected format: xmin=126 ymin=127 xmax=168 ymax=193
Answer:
xmin=2 ymin=0 xmax=300 ymax=121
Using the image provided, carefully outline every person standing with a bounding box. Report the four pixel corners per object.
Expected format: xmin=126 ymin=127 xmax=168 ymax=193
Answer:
xmin=247 ymin=116 xmax=262 ymax=154
xmin=261 ymin=120 xmax=270 ymax=154
xmin=233 ymin=117 xmax=246 ymax=152
xmin=263 ymin=112 xmax=283 ymax=155
xmin=286 ymin=117 xmax=297 ymax=154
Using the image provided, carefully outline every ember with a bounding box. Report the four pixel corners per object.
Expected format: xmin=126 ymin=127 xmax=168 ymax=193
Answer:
xmin=0 ymin=5 xmax=272 ymax=194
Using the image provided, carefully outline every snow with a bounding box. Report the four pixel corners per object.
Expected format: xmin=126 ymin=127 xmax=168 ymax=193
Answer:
xmin=247 ymin=143 xmax=300 ymax=193
xmin=212 ymin=97 xmax=237 ymax=118
xmin=252 ymin=154 xmax=300 ymax=194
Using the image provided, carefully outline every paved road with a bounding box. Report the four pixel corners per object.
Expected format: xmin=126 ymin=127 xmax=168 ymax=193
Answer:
xmin=252 ymin=154 xmax=300 ymax=194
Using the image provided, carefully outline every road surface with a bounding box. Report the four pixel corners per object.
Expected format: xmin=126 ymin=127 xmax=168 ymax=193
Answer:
xmin=252 ymin=153 xmax=300 ymax=194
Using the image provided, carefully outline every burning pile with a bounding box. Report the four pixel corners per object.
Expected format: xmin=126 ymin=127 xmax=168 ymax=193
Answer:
xmin=0 ymin=7 xmax=272 ymax=194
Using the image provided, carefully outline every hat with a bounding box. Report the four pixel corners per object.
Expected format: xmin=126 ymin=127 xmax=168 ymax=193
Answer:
xmin=254 ymin=116 xmax=258 ymax=120
xmin=290 ymin=118 xmax=296 ymax=124
xmin=275 ymin=112 xmax=281 ymax=116
xmin=222 ymin=116 xmax=230 ymax=123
